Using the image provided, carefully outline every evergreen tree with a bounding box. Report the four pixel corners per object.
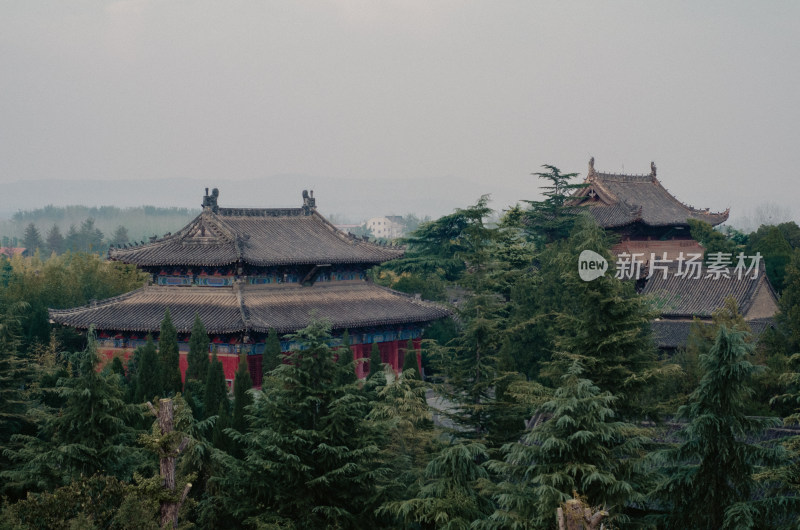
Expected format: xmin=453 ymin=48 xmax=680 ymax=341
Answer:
xmin=262 ymin=327 xmax=281 ymax=383
xmin=650 ymin=326 xmax=786 ymax=529
xmin=45 ymin=224 xmax=64 ymax=255
xmin=379 ymin=442 xmax=494 ymax=528
xmin=158 ymin=308 xmax=182 ymax=395
xmin=523 ymin=164 xmax=585 ymax=247
xmin=750 ymin=225 xmax=793 ymax=292
xmin=184 ymin=314 xmax=209 ymax=417
xmin=231 ymin=354 xmax=252 ymax=435
xmin=2 ymin=332 xmax=142 ymax=492
xmin=335 ymin=330 xmax=357 ymax=385
xmin=204 ymin=351 xmax=228 ymax=420
xmin=135 ymin=336 xmax=162 ymax=403
xmin=22 ymin=223 xmax=43 ymax=254
xmin=487 ymin=360 xmax=650 ymax=528
xmin=109 ymin=225 xmax=130 ymax=247
xmin=558 ymin=216 xmax=659 ymax=416
xmin=369 ymin=342 xmax=383 ymax=378
xmin=370 ymin=361 xmax=437 ymax=517
xmin=402 ymin=338 xmax=419 ymax=378
xmin=185 ymin=313 xmax=209 ymax=383
xmin=216 ymin=320 xmax=389 ymax=528
xmin=0 ymin=303 xmax=37 ymax=495
xmin=432 ymin=292 xmax=525 ymax=450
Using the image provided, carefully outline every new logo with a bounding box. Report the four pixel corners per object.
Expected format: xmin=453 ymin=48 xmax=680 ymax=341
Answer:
xmin=578 ymin=250 xmax=608 ymax=281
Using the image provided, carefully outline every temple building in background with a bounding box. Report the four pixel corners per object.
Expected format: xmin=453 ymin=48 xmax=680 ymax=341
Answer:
xmin=572 ymin=159 xmax=778 ymax=352
xmin=50 ymin=189 xmax=449 ymax=386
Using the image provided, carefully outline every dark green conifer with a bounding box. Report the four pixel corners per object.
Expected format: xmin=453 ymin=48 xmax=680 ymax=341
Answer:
xmin=158 ymin=308 xmax=182 ymax=395
xmin=379 ymin=442 xmax=493 ymax=527
xmin=402 ymin=339 xmax=419 ymax=378
xmin=335 ymin=330 xmax=356 ymax=385
xmin=135 ymin=336 xmax=162 ymax=403
xmin=488 ymin=360 xmax=650 ymax=528
xmin=204 ymin=351 xmax=228 ymax=420
xmin=651 ymin=326 xmax=786 ymax=529
xmin=231 ymin=354 xmax=252 ymax=434
xmin=369 ymin=342 xmax=382 ymax=377
xmin=262 ymin=328 xmax=281 ymax=384
xmin=215 ymin=320 xmax=388 ymax=528
xmin=2 ymin=332 xmax=141 ymax=492
xmin=185 ymin=313 xmax=209 ymax=384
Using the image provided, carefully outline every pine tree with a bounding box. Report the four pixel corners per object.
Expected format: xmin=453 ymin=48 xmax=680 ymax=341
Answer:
xmin=402 ymin=339 xmax=420 ymax=378
xmin=650 ymin=326 xmax=786 ymax=529
xmin=2 ymin=332 xmax=141 ymax=492
xmin=488 ymin=360 xmax=650 ymax=528
xmin=523 ymin=164 xmax=585 ymax=247
xmin=432 ymin=292 xmax=525 ymax=450
xmin=231 ymin=354 xmax=252 ymax=434
xmin=262 ymin=328 xmax=281 ymax=383
xmin=335 ymin=330 xmax=356 ymax=385
xmin=379 ymin=442 xmax=494 ymax=528
xmin=185 ymin=313 xmax=209 ymax=383
xmin=184 ymin=314 xmax=209 ymax=417
xmin=22 ymin=223 xmax=43 ymax=254
xmin=45 ymin=224 xmax=65 ymax=255
xmin=204 ymin=351 xmax=228 ymax=420
xmin=135 ymin=336 xmax=162 ymax=403
xmin=0 ymin=303 xmax=37 ymax=495
xmin=549 ymin=215 xmax=661 ymax=418
xmin=369 ymin=342 xmax=383 ymax=378
xmin=109 ymin=225 xmax=130 ymax=247
xmin=159 ymin=308 xmax=182 ymax=396
xmin=215 ymin=320 xmax=389 ymax=528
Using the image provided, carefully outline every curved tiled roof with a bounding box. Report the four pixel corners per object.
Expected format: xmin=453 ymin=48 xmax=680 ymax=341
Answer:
xmin=652 ymin=317 xmax=775 ymax=350
xmin=572 ymin=164 xmax=729 ymax=228
xmin=49 ymin=282 xmax=450 ymax=335
xmin=109 ymin=205 xmax=404 ymax=268
xmin=643 ymin=269 xmax=775 ymax=319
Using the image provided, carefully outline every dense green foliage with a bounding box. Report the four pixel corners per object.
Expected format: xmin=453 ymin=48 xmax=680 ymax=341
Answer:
xmin=3 ymin=171 xmax=800 ymax=527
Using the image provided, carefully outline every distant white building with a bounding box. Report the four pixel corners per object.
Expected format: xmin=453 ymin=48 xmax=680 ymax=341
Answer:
xmin=366 ymin=216 xmax=404 ymax=239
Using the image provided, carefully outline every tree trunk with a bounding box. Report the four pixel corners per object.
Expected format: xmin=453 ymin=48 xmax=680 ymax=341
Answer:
xmin=557 ymin=499 xmax=606 ymax=530
xmin=154 ymin=398 xmax=191 ymax=529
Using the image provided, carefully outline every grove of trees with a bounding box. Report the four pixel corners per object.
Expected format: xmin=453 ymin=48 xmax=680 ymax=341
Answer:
xmin=2 ymin=167 xmax=800 ymax=528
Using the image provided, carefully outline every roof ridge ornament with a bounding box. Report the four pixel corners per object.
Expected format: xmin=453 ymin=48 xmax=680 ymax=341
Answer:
xmin=302 ymin=190 xmax=316 ymax=215
xmin=588 ymin=156 xmax=596 ymax=179
xmin=650 ymin=161 xmax=657 ymax=178
xmin=202 ymin=188 xmax=220 ymax=213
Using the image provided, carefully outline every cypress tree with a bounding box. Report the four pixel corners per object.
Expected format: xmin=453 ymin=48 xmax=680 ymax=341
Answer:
xmin=185 ymin=313 xmax=209 ymax=384
xmin=651 ymin=326 xmax=786 ymax=529
xmin=204 ymin=351 xmax=228 ymax=420
xmin=335 ymin=330 xmax=356 ymax=385
xmin=262 ymin=328 xmax=281 ymax=383
xmin=402 ymin=339 xmax=419 ymax=378
xmin=159 ymin=308 xmax=182 ymax=395
xmin=549 ymin=215 xmax=660 ymax=419
xmin=0 ymin=303 xmax=37 ymax=495
xmin=231 ymin=354 xmax=252 ymax=434
xmin=379 ymin=442 xmax=494 ymax=527
xmin=369 ymin=342 xmax=382 ymax=377
xmin=135 ymin=336 xmax=162 ymax=403
xmin=2 ymin=332 xmax=141 ymax=492
xmin=215 ymin=320 xmax=389 ymax=528
xmin=488 ymin=360 xmax=650 ymax=528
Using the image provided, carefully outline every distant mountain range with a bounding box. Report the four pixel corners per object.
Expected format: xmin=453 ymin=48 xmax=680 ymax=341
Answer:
xmin=2 ymin=174 xmax=532 ymax=223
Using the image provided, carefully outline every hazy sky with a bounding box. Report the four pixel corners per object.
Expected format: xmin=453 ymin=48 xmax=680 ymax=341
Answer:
xmin=1 ymin=1 xmax=798 ymax=225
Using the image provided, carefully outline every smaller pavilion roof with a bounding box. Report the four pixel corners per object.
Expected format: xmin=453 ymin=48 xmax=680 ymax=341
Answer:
xmin=642 ymin=266 xmax=777 ymax=319
xmin=572 ymin=159 xmax=729 ymax=229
